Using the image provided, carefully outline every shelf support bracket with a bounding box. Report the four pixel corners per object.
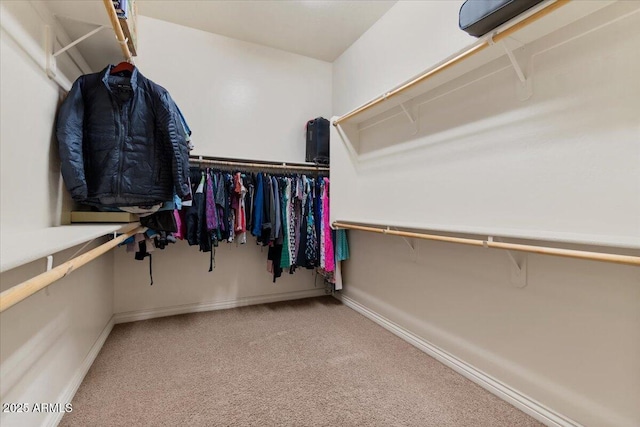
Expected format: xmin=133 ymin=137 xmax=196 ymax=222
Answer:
xmin=401 ymin=237 xmax=416 ymax=251
xmin=489 ymin=236 xmax=528 ymax=288
xmin=399 ymin=102 xmax=418 ymax=135
xmin=45 ymin=24 xmax=107 ymax=79
xmin=399 ymin=103 xmax=415 ymax=124
xmin=391 ymin=228 xmax=415 ymax=251
xmin=335 ymin=123 xmax=361 ymax=170
xmin=390 ymin=227 xmax=417 ymax=261
xmin=44 ymin=255 xmax=54 ymax=295
xmin=488 ymin=34 xmax=532 ymax=101
xmin=500 ymin=41 xmax=526 ymax=84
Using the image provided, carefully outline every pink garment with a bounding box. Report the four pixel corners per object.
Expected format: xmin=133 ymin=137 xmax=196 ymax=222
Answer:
xmin=322 ymin=178 xmax=334 ymax=272
xmin=234 ymin=173 xmax=246 ymax=233
xmin=173 ymin=209 xmax=184 ymax=240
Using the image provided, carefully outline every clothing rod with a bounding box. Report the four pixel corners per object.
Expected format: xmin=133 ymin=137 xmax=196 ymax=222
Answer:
xmin=0 ymin=226 xmax=145 ymax=313
xmin=333 ymin=0 xmax=570 ymax=126
xmin=190 ymin=157 xmax=330 ymax=172
xmin=102 ymin=0 xmax=134 ymax=63
xmin=332 ymin=222 xmax=640 ymax=267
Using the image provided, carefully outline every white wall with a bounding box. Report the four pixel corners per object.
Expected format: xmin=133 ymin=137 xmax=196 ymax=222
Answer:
xmin=113 ymin=240 xmax=325 ymax=317
xmin=135 ymin=16 xmax=332 ymax=163
xmin=332 ymin=0 xmax=639 ymax=246
xmin=0 ymin=243 xmax=114 ymax=427
xmin=112 ymin=16 xmax=332 ymax=317
xmin=0 ymin=3 xmax=115 ymax=426
xmin=333 ymin=0 xmax=472 ymax=117
xmin=332 ymin=1 xmax=640 ymax=426
xmin=1 ymin=1 xmax=70 ymax=229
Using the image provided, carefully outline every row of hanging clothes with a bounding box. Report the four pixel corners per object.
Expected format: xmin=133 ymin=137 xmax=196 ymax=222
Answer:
xmin=125 ymin=163 xmax=349 ymax=287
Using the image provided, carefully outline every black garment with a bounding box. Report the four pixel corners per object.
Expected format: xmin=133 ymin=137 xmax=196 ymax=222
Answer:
xmin=56 ymin=65 xmax=190 ymax=206
xmin=261 ymin=175 xmax=272 ymax=245
xmin=296 ymin=197 xmax=310 ymax=268
xmin=223 ymin=173 xmax=233 ymax=240
xmin=134 ymin=240 xmax=153 ymax=286
xmin=245 ymin=174 xmax=255 ymax=233
xmin=185 ymin=169 xmax=200 ymax=246
xmin=268 ymin=244 xmax=283 ymax=283
xmin=214 ymin=172 xmax=227 ymax=239
xmin=140 ymin=210 xmax=177 ymax=233
xmin=154 ymin=231 xmax=176 ymax=250
xmin=186 ymin=191 xmax=204 ymax=246
xmin=199 ymin=178 xmax=212 ymax=254
xmin=314 ymin=179 xmax=323 ymax=266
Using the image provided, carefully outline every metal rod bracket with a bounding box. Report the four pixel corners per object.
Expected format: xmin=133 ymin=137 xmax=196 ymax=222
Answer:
xmin=44 ymin=255 xmax=54 ymax=295
xmin=54 ymin=25 xmax=107 ymax=57
xmin=46 ymin=24 xmax=107 ymax=80
xmin=401 ymin=236 xmax=415 ymax=251
xmin=500 ymin=40 xmax=533 ymax=101
xmin=501 ymin=41 xmax=527 ymax=83
xmin=495 ymin=237 xmax=528 ymax=288
xmin=509 ymin=254 xmax=528 ymax=288
xmin=399 ymin=103 xmax=419 ymax=136
xmin=390 ymin=227 xmax=416 ymax=252
xmin=399 ymin=103 xmax=415 ymax=124
xmin=45 ymin=25 xmax=56 ymax=79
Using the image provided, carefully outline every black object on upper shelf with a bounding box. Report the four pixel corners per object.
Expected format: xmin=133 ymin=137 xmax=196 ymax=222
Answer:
xmin=306 ymin=117 xmax=330 ymax=165
xmin=459 ymin=0 xmax=545 ymax=37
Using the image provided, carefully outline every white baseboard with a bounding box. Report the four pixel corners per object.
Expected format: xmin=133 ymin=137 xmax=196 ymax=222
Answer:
xmin=333 ymin=293 xmax=582 ymax=427
xmin=114 ymin=288 xmax=327 ymax=324
xmin=45 ymin=315 xmax=115 ymax=427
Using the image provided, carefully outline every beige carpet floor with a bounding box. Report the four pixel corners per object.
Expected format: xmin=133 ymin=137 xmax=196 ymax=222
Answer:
xmin=61 ymin=297 xmax=541 ymax=427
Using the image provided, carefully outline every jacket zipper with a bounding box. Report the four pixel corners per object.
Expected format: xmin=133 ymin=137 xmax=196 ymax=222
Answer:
xmin=116 ymin=102 xmax=128 ymax=198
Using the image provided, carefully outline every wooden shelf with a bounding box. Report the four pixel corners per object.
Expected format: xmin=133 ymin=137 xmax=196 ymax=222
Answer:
xmin=71 ymin=211 xmax=139 ymax=223
xmin=0 ymin=223 xmax=140 ymax=273
xmin=334 ymin=0 xmax=617 ymax=126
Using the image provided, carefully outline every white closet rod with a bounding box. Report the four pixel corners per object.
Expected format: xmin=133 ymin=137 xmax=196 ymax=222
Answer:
xmin=333 ymin=222 xmax=640 ymax=267
xmin=0 ymin=226 xmax=145 ymax=313
xmin=190 ymin=157 xmax=330 ymax=173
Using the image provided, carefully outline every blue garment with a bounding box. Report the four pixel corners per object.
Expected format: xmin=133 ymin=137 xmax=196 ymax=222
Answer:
xmin=173 ymin=103 xmax=192 ymax=136
xmin=335 ymin=229 xmax=349 ymax=261
xmin=252 ymin=173 xmax=264 ymax=236
xmin=56 ymin=65 xmax=190 ymax=206
xmin=173 ymin=194 xmax=183 ymax=210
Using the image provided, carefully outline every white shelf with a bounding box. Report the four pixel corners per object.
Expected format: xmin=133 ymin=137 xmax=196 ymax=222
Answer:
xmin=0 ymin=223 xmax=139 ymax=273
xmin=335 ymin=0 xmax=620 ymax=126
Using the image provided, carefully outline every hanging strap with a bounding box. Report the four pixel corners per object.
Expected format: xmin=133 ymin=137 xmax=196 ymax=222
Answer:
xmin=148 ymin=253 xmax=153 ymax=286
xmin=209 ymin=247 xmax=215 ymax=272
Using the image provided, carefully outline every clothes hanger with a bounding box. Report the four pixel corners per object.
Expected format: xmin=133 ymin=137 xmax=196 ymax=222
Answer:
xmin=110 ymin=61 xmax=135 ymax=75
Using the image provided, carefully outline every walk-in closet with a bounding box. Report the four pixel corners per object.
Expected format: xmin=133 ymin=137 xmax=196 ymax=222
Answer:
xmin=1 ymin=1 xmax=638 ymax=426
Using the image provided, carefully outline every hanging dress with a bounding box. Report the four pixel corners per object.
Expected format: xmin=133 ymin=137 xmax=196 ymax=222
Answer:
xmin=322 ymin=177 xmax=334 ymax=273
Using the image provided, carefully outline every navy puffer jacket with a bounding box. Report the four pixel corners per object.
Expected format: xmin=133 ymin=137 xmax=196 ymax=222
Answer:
xmin=56 ymin=65 xmax=190 ymax=206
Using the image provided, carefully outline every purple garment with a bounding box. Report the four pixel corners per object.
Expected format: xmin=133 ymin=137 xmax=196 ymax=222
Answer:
xmin=205 ymin=170 xmax=218 ymax=231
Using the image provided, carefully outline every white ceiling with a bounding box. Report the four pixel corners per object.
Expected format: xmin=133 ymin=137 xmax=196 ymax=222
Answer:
xmin=46 ymin=0 xmax=396 ymax=69
xmin=137 ymin=1 xmax=396 ymax=62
